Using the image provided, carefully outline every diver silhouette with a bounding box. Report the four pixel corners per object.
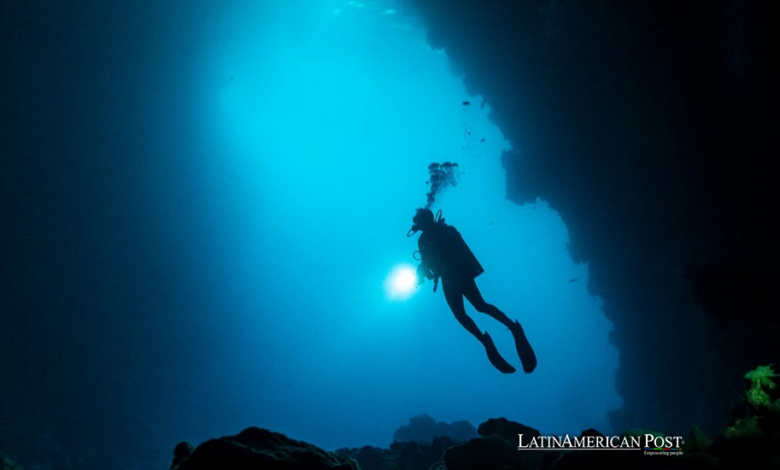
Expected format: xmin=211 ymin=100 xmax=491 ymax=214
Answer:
xmin=409 ymin=208 xmax=537 ymax=374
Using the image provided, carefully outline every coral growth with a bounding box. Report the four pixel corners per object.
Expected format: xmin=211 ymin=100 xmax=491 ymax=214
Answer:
xmin=744 ymin=364 xmax=778 ymax=408
xmin=0 ymin=453 xmax=23 ymax=470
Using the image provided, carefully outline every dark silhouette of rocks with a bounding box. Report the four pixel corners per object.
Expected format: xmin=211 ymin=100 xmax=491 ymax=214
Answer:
xmin=478 ymin=417 xmax=541 ymax=444
xmin=170 ymin=369 xmax=780 ymax=469
xmin=392 ymin=415 xmax=477 ymax=444
xmin=335 ymin=446 xmax=395 ymax=470
xmin=337 ymin=437 xmax=456 ymax=470
xmin=169 ymin=417 xmax=774 ymax=470
xmin=407 ymin=0 xmax=780 ymax=438
xmin=439 ymin=418 xmax=543 ymax=470
xmin=171 ymin=442 xmax=194 ymax=469
xmin=445 ymin=435 xmax=540 ymax=470
xmin=171 ymin=427 xmax=357 ymax=470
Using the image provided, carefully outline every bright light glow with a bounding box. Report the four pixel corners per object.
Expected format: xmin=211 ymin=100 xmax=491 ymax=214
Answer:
xmin=384 ymin=264 xmax=418 ymax=301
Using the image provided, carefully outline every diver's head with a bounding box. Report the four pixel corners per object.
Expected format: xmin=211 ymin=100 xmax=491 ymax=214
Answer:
xmin=412 ymin=208 xmax=435 ymax=231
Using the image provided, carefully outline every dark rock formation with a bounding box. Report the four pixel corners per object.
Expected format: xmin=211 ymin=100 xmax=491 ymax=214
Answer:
xmin=443 ymin=418 xmax=543 ymax=470
xmin=578 ymin=428 xmax=603 ymax=438
xmin=391 ymin=437 xmax=456 ymax=470
xmin=173 ymin=395 xmax=780 ymax=469
xmin=339 ymin=417 xmax=541 ymax=470
xmin=444 ymin=435 xmax=534 ymax=470
xmin=393 ymin=415 xmax=477 ymax=444
xmin=545 ymin=448 xmax=701 ymax=470
xmin=335 ymin=415 xmax=477 ymax=470
xmin=173 ymin=427 xmax=357 ymax=470
xmin=335 ymin=446 xmax=396 ymax=470
xmin=477 ymin=417 xmax=541 ymax=444
xmin=407 ymin=0 xmax=780 ymax=437
xmin=171 ymin=442 xmax=194 ymax=469
xmin=547 ymin=365 xmax=780 ymax=469
xmin=337 ymin=437 xmax=455 ymax=470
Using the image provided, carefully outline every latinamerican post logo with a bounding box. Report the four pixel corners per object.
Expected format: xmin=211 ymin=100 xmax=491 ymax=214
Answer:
xmin=517 ymin=434 xmax=684 ymax=456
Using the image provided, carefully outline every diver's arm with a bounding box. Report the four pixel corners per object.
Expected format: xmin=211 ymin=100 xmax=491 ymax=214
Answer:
xmin=416 ymin=235 xmax=441 ymax=285
xmin=416 ymin=263 xmax=433 ymax=285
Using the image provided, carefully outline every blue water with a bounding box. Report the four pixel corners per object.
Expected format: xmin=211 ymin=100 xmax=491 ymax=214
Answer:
xmin=161 ymin=0 xmax=620 ymax=450
xmin=1 ymin=0 xmax=621 ymax=466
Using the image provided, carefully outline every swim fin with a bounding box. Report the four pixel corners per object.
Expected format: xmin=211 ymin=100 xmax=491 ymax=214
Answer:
xmin=510 ymin=320 xmax=537 ymax=373
xmin=481 ymin=332 xmax=516 ymax=374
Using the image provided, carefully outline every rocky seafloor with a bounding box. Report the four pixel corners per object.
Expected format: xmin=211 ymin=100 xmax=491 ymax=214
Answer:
xmin=163 ymin=364 xmax=780 ymax=470
xmin=3 ymin=365 xmax=780 ymax=470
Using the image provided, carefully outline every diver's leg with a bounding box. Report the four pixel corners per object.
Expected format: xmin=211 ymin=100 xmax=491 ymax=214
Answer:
xmin=443 ymin=277 xmax=516 ymax=374
xmin=442 ymin=278 xmax=482 ymax=340
xmin=463 ymin=278 xmax=537 ymax=373
xmin=462 ymin=278 xmax=513 ymax=327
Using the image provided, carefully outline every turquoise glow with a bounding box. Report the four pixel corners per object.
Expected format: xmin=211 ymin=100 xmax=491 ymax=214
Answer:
xmin=167 ymin=0 xmax=622 ymax=451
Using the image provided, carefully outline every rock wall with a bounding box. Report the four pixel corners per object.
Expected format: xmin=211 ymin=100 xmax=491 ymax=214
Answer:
xmin=406 ymin=0 xmax=780 ymax=435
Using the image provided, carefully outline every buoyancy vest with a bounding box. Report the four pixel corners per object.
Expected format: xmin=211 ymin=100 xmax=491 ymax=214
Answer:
xmin=417 ymin=221 xmax=485 ymax=279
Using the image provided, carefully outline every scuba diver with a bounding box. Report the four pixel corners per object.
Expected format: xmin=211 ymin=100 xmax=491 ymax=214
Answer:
xmin=408 ymin=208 xmax=537 ymax=374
